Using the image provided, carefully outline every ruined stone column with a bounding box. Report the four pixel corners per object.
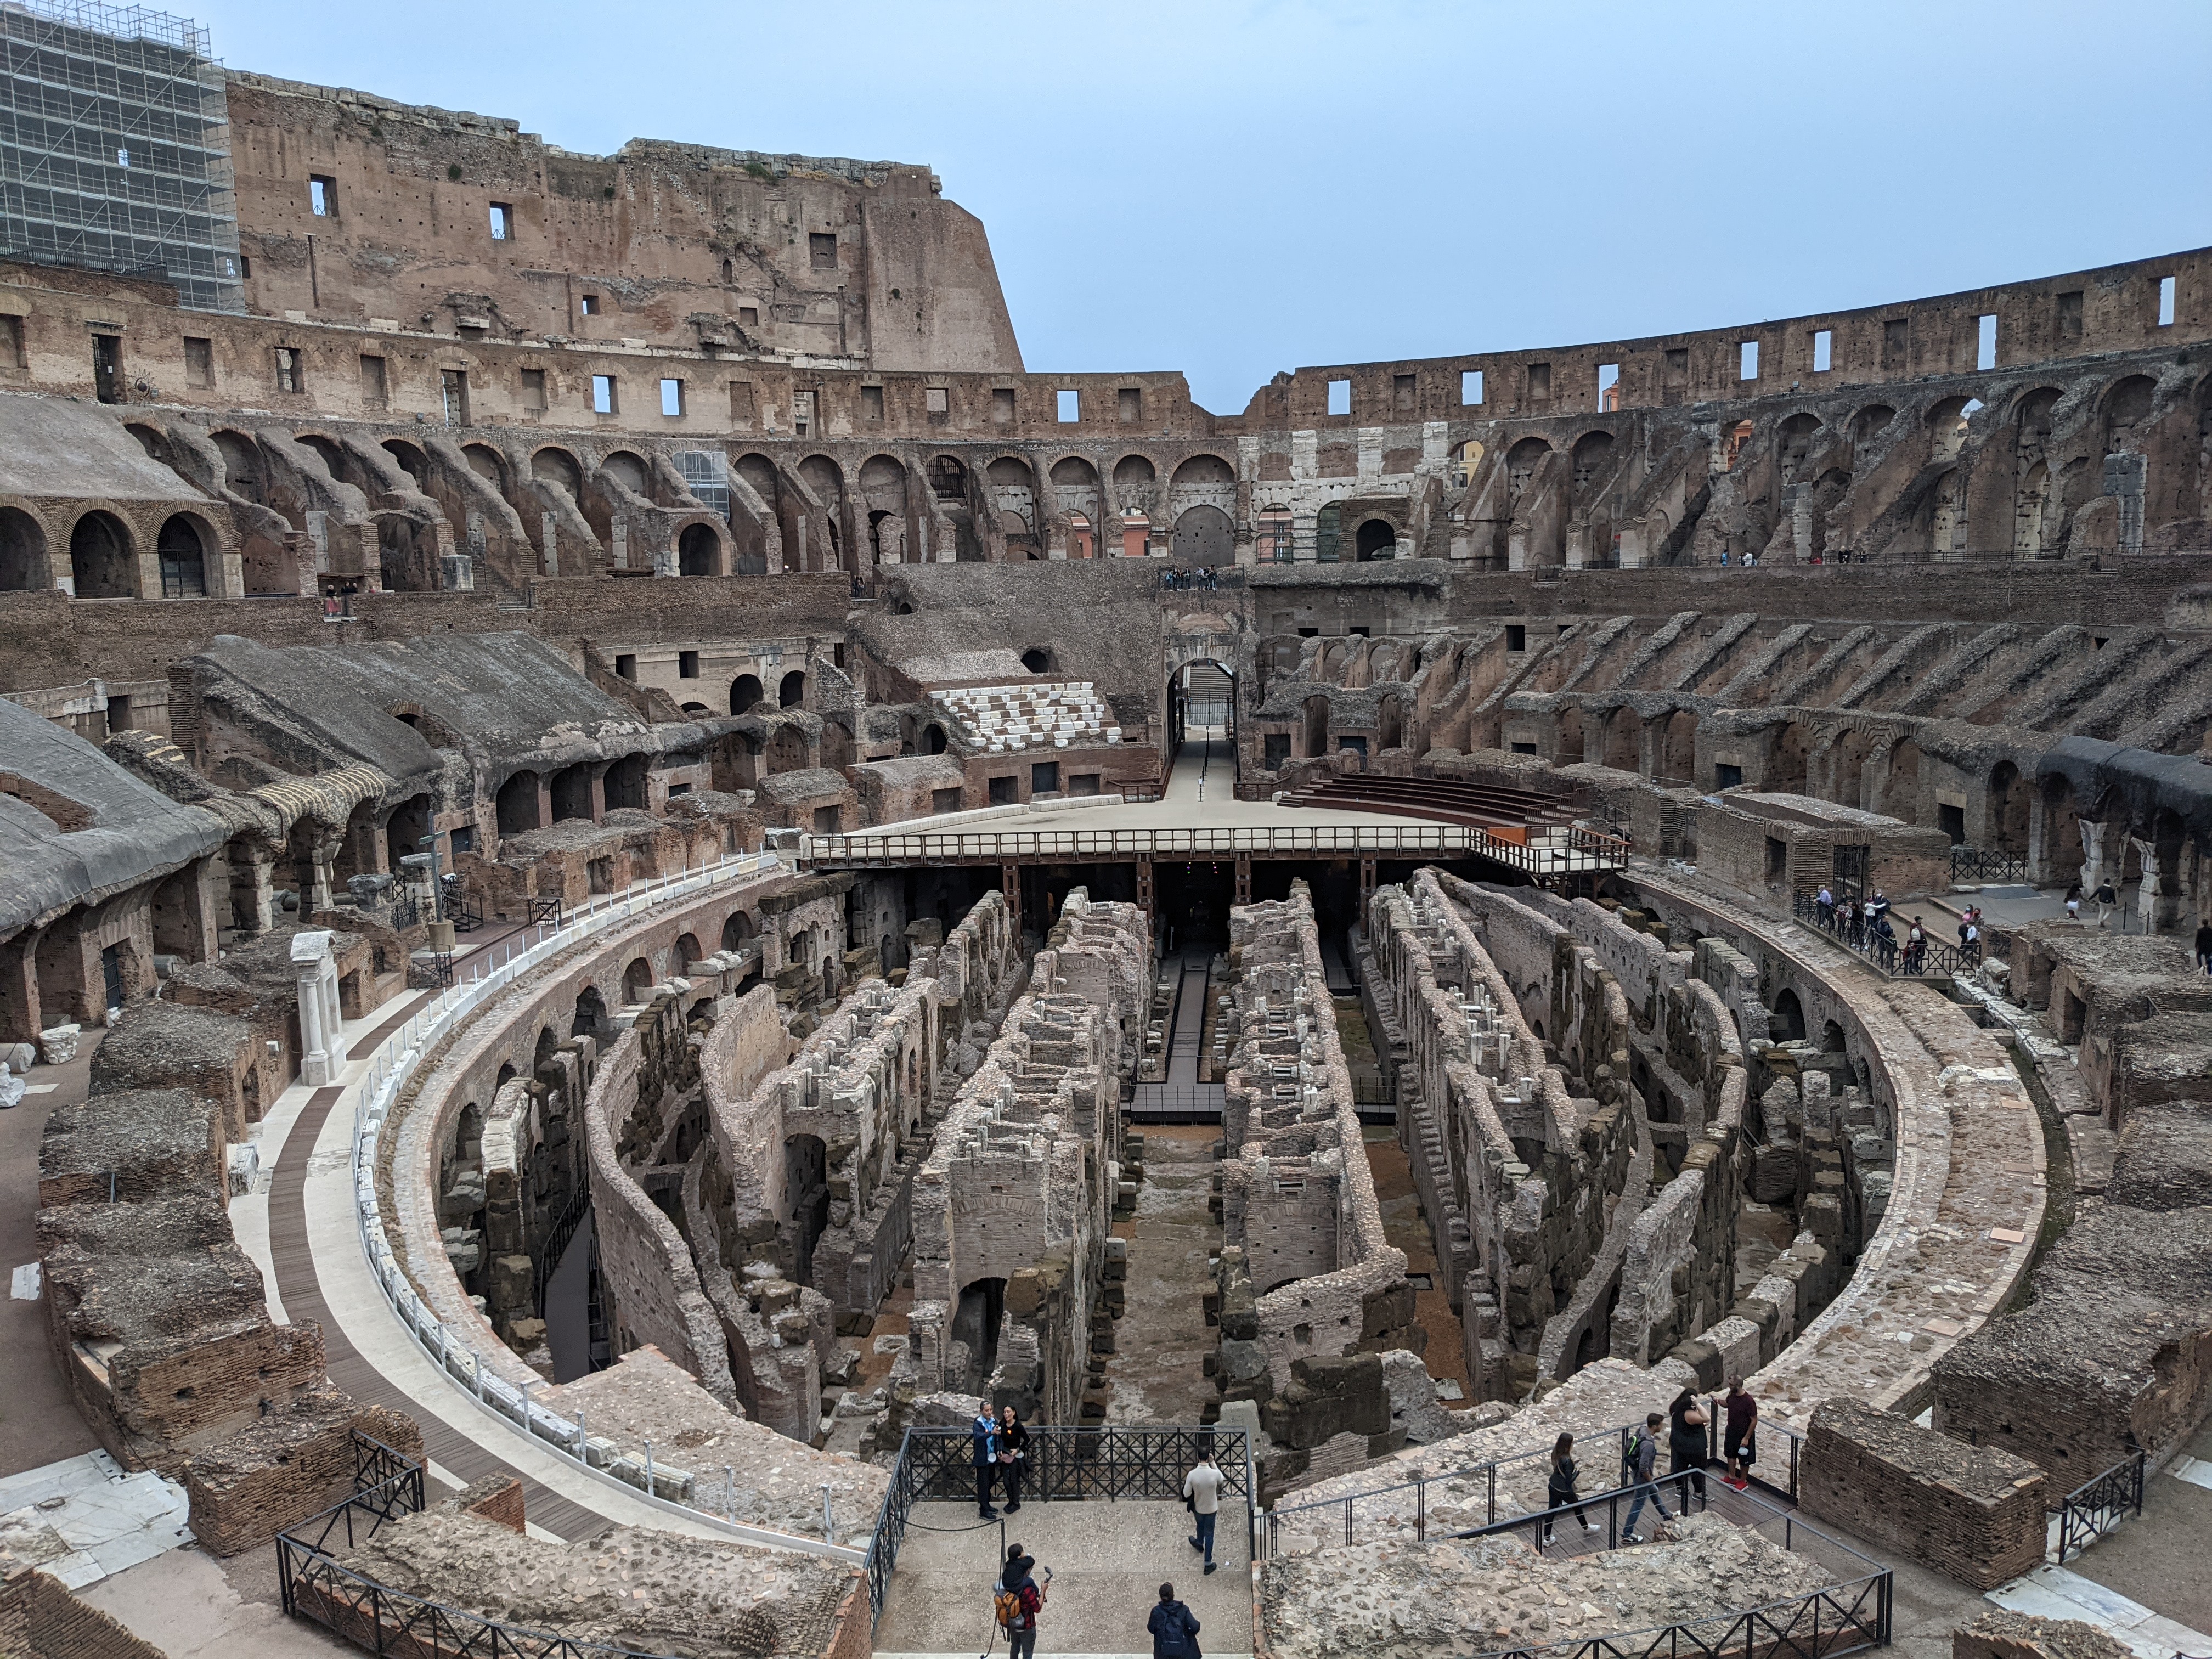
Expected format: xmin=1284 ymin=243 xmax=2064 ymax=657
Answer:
xmin=290 ymin=928 xmax=348 ymax=1085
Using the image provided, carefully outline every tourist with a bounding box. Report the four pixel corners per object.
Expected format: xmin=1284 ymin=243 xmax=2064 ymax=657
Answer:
xmin=1183 ymin=1446 xmax=1224 ymax=1573
xmin=999 ymin=1404 xmax=1030 ymax=1513
xmin=1869 ymin=889 xmax=1890 ymax=927
xmin=2066 ymin=883 xmax=2083 ymax=923
xmin=2198 ymin=920 xmax=2212 ymax=974
xmin=1541 ymin=1432 xmax=1598 ymax=1547
xmin=1148 ymin=1583 xmax=1201 ymax=1658
xmin=1722 ymin=1376 xmax=1759 ymax=1491
xmin=1815 ymin=885 xmax=1835 ymax=928
xmin=1667 ymin=1386 xmax=1708 ymax=1510
xmin=1962 ymin=917 xmax=1981 ymax=963
xmin=1621 ymin=1412 xmax=1672 ymax=1542
xmin=1904 ymin=918 xmax=1926 ymax=974
xmin=995 ymin=1545 xmax=1045 ymax=1659
xmin=2094 ymin=878 xmax=2117 ymax=927
xmin=972 ymin=1408 xmax=1001 ymax=1518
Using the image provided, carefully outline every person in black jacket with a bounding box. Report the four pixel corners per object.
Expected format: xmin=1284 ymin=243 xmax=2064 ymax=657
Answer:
xmin=1148 ymin=1582 xmax=1200 ymax=1658
xmin=1667 ymin=1387 xmax=1708 ymax=1510
xmin=997 ymin=1405 xmax=1030 ymax=1513
xmin=1541 ymin=1432 xmax=1598 ymax=1547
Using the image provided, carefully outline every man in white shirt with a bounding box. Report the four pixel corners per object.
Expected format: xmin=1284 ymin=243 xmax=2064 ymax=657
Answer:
xmin=1182 ymin=1451 xmax=1224 ymax=1575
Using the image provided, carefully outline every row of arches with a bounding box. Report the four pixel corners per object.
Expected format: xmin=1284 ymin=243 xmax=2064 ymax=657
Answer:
xmin=0 ymin=506 xmax=214 ymax=598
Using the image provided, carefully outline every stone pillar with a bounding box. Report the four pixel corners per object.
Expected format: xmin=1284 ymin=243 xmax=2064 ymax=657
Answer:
xmin=2078 ymin=819 xmax=2108 ymax=899
xmin=0 ymin=928 xmax=42 ymax=1045
xmin=290 ymin=929 xmax=349 ymax=1085
xmin=535 ymin=778 xmax=556 ymax=832
xmin=229 ymin=840 xmax=275 ymax=935
xmin=588 ymin=765 xmax=610 ymax=822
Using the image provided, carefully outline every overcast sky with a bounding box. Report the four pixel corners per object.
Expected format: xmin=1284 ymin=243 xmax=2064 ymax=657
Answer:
xmin=191 ymin=0 xmax=2211 ymax=415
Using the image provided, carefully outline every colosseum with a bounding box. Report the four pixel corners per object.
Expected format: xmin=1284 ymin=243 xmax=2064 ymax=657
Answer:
xmin=0 ymin=5 xmax=2207 ymax=1658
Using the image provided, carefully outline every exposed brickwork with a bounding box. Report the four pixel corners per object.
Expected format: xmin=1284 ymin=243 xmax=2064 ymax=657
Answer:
xmin=1800 ymin=1398 xmax=2046 ymax=1591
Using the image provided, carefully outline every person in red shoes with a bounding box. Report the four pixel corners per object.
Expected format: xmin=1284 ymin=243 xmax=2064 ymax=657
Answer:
xmin=1722 ymin=1377 xmax=1759 ymax=1491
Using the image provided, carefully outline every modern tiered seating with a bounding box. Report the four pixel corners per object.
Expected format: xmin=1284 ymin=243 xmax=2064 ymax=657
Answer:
xmin=1278 ymin=773 xmax=1588 ymax=836
xmin=930 ymin=681 xmax=1121 ymax=754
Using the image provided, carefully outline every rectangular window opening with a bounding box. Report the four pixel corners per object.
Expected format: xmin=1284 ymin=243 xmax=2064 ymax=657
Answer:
xmin=580 ymin=295 xmax=600 ymax=317
xmin=308 ymin=176 xmax=334 ymax=216
xmin=991 ymin=387 xmax=1015 ymax=425
xmin=0 ymin=314 xmax=21 ymax=371
xmin=519 ymin=366 xmax=546 ymax=411
xmin=1597 ymin=362 xmax=1620 ymax=410
xmin=274 ymin=346 xmax=303 ymax=394
xmin=730 ymin=380 xmax=754 ymax=423
xmin=615 ymin=654 xmax=636 ymax=680
xmin=1527 ymin=362 xmax=1550 ymax=400
xmin=592 ymin=374 xmax=617 ymax=415
xmin=359 ymin=354 xmax=387 ymax=407
xmin=1056 ymin=388 xmax=1080 ymax=422
xmin=489 ymin=202 xmax=514 ymax=241
xmin=678 ymin=650 xmax=699 ymax=679
xmin=1392 ymin=372 xmax=1415 ymax=411
xmin=792 ymin=388 xmax=815 ymax=435
xmin=809 ymin=232 xmax=838 ymax=271
xmin=1327 ymin=378 xmax=1351 ymax=416
xmin=1460 ymin=369 xmax=1483 ymax=405
xmin=1976 ymin=313 xmax=1997 ymax=371
xmin=932 ymin=787 xmax=963 ymax=815
xmin=1739 ymin=340 xmax=1759 ymax=381
xmin=1118 ymin=386 xmax=1143 ymax=423
xmin=183 ymin=335 xmax=212 ymax=388
xmin=440 ymin=368 xmax=468 ymax=425
xmin=1505 ymin=624 xmax=1526 ymax=652
xmin=660 ymin=377 xmax=685 ymax=417
xmin=2158 ymin=275 xmax=2176 ymax=328
xmin=1812 ymin=329 xmax=1832 ymax=373
xmin=925 ymin=386 xmax=949 ymax=416
xmin=862 ymin=385 xmax=885 ymax=422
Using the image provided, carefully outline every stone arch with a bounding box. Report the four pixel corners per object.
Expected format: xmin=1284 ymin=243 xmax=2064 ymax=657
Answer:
xmin=1656 ymin=711 xmax=1697 ymax=786
xmin=731 ymin=673 xmax=764 ymax=715
xmin=155 ymin=513 xmax=211 ymax=598
xmin=572 ymin=986 xmax=606 ymax=1037
xmin=1570 ymin=428 xmax=1616 ymax=490
xmin=1170 ymin=453 xmax=1234 ymax=490
xmin=1021 ymin=647 xmax=1052 ymax=673
xmin=622 ymin=956 xmax=654 ymax=1005
xmin=1601 ymin=709 xmax=1643 ymax=772
xmin=0 ymin=506 xmax=44 ymax=590
xmin=1769 ymin=722 xmax=1809 ymax=795
xmin=533 ymin=1024 xmax=559 ymax=1074
xmin=1831 ymin=726 xmax=1873 ymax=811
xmin=678 ymin=520 xmax=721 ymax=577
xmin=530 ymin=445 xmax=584 ymax=497
xmin=381 ymin=439 xmax=431 ymax=489
xmin=212 ymin=430 xmax=266 ymax=503
xmin=778 ymin=670 xmax=805 ymax=708
xmin=1378 ymin=692 xmax=1404 ymax=753
xmin=1927 ymin=396 xmax=1973 ymax=462
xmin=926 ymin=455 xmax=967 ymax=500
xmin=721 ymin=910 xmax=757 ymax=953
xmin=461 ymin=442 xmax=507 ymax=490
xmin=601 ymin=450 xmax=651 ymax=497
xmin=550 ymin=765 xmax=593 ymax=822
xmin=495 ymin=770 xmax=541 ymax=835
xmin=67 ymin=510 xmax=135 ymax=598
xmin=605 ymin=752 xmax=649 ymax=811
xmin=1505 ymin=437 xmax=1550 ymax=503
xmin=1771 ymin=988 xmax=1807 ymax=1043
xmin=1111 ymin=453 xmax=1156 ymax=499
xmin=2101 ymin=375 xmax=2156 ymax=444
xmin=1354 ymin=517 xmax=1399 ymax=561
xmin=1171 ymin=504 xmax=1233 ymax=563
xmin=1850 ymin=405 xmax=1896 ymax=448
xmin=1775 ymin=413 xmax=1821 ymax=483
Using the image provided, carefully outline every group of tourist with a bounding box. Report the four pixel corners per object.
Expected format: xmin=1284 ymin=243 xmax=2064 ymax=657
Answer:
xmin=1539 ymin=1378 xmax=1761 ymax=1549
xmin=1810 ymin=884 xmax=1974 ymax=972
xmin=975 ymin=1413 xmax=1220 ymax=1657
xmin=1158 ymin=565 xmax=1222 ymax=591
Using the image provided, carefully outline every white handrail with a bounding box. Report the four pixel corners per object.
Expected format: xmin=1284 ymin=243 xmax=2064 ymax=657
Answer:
xmin=344 ymin=849 xmax=867 ymax=1561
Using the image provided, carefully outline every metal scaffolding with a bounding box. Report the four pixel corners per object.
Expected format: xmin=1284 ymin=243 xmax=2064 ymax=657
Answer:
xmin=0 ymin=0 xmax=242 ymax=309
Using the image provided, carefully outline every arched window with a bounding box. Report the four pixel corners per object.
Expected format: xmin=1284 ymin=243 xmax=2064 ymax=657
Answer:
xmin=156 ymin=516 xmax=207 ymax=597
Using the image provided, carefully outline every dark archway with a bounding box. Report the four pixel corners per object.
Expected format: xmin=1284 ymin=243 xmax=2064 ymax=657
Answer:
xmin=495 ymin=771 xmax=541 ymax=836
xmin=550 ymin=765 xmax=594 ymax=823
xmin=1170 ymin=504 xmax=1233 ymax=565
xmin=68 ymin=510 xmax=134 ymax=598
xmin=678 ymin=522 xmax=719 ymax=577
xmin=778 ymin=670 xmax=805 ymax=708
xmin=605 ymin=753 xmax=648 ymax=811
xmin=0 ymin=506 xmax=44 ymax=591
xmin=622 ymin=956 xmax=654 ymax=1005
xmin=1354 ymin=517 xmax=1398 ymax=561
xmin=156 ymin=515 xmax=208 ymax=598
xmin=1771 ymin=988 xmax=1807 ymax=1043
xmin=572 ymin=986 xmax=606 ymax=1037
xmin=731 ymin=673 xmax=764 ymax=715
xmin=785 ymin=1133 xmax=831 ymax=1284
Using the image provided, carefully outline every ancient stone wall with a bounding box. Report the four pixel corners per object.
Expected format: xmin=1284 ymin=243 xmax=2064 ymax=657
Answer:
xmin=1800 ymin=1398 xmax=2046 ymax=1590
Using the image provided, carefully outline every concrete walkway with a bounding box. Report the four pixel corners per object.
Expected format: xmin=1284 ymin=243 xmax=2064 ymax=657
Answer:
xmin=873 ymin=1499 xmax=1252 ymax=1658
xmin=1103 ymin=1126 xmax=1222 ymax=1425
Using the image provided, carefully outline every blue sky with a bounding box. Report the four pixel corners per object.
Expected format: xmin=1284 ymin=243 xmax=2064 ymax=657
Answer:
xmin=193 ymin=0 xmax=2211 ymax=415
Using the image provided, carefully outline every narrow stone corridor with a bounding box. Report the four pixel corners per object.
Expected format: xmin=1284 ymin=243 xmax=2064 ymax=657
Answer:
xmin=1101 ymin=1124 xmax=1222 ymax=1425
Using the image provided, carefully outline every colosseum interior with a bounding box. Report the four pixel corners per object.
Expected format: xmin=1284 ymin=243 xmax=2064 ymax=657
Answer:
xmin=0 ymin=5 xmax=2208 ymax=1658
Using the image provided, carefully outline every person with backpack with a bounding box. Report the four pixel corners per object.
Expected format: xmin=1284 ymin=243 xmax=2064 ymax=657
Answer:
xmin=1182 ymin=1448 xmax=1224 ymax=1573
xmin=995 ymin=1545 xmax=1044 ymax=1659
xmin=972 ymin=1409 xmax=1001 ymax=1519
xmin=1722 ymin=1376 xmax=1759 ymax=1492
xmin=1667 ymin=1387 xmax=1709 ymax=1510
xmin=1147 ymin=1582 xmax=1201 ymax=1658
xmin=1541 ymin=1432 xmax=1598 ymax=1547
xmin=1621 ymin=1412 xmax=1672 ymax=1543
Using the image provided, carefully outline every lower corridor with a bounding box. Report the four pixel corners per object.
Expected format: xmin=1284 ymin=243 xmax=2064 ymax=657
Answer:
xmin=1102 ymin=1124 xmax=1221 ymax=1424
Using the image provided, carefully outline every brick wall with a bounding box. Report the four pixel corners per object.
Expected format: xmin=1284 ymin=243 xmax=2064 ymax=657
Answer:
xmin=1955 ymin=1610 xmax=2137 ymax=1659
xmin=1800 ymin=1398 xmax=2046 ymax=1590
xmin=453 ymin=1474 xmax=526 ymax=1534
xmin=183 ymin=1393 xmax=425 ymax=1556
xmin=0 ymin=1564 xmax=168 ymax=1659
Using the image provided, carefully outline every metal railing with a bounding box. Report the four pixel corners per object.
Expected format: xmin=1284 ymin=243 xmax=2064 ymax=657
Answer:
xmin=280 ymin=1438 xmax=667 ymax=1658
xmin=1259 ymin=1410 xmax=1808 ymax=1561
xmin=862 ymin=1425 xmax=1252 ymax=1627
xmin=345 ymin=849 xmax=866 ymax=1559
xmin=802 ymin=820 xmax=1628 ymax=877
xmin=533 ymin=1184 xmax=592 ymax=1315
xmin=1793 ymin=891 xmax=1973 ymax=977
xmin=1951 ymin=845 xmax=2029 ymax=883
xmin=2053 ymin=1449 xmax=2146 ymax=1564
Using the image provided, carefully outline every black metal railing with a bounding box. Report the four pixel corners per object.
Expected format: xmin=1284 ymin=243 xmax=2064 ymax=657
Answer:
xmin=1951 ymin=845 xmax=2029 ymax=884
xmin=534 ymin=1185 xmax=592 ymax=1314
xmin=1260 ymin=1410 xmax=1808 ymax=1560
xmin=2053 ymin=1449 xmax=2146 ymax=1564
xmin=862 ymin=1424 xmax=1251 ymax=1627
xmin=1467 ymin=1566 xmax=1890 ymax=1659
xmin=1793 ymin=892 xmax=1973 ymax=977
xmin=280 ymin=1434 xmax=669 ymax=1658
xmin=408 ymin=949 xmax=455 ymax=989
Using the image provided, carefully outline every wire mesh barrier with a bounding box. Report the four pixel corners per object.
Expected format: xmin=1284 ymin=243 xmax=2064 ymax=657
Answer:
xmin=1950 ymin=845 xmax=2030 ymax=883
xmin=2053 ymin=1449 xmax=2146 ymax=1564
xmin=1127 ymin=1082 xmax=1228 ymax=1121
xmin=862 ymin=1424 xmax=1254 ymax=1627
xmin=1792 ymin=892 xmax=1974 ymax=977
